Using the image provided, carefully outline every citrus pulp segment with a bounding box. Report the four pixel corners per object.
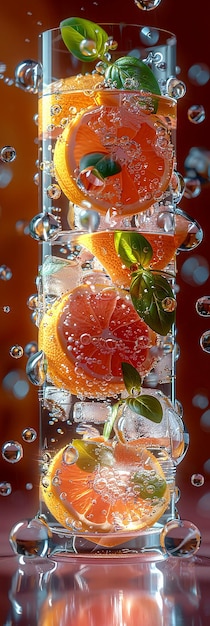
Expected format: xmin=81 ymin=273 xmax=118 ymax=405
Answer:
xmin=38 ymin=284 xmax=157 ymax=398
xmin=54 ymin=95 xmax=174 ymax=216
xmin=41 ymin=439 xmax=170 ymax=546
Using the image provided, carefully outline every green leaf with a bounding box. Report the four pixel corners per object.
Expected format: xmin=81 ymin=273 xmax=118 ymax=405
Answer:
xmin=105 ymin=56 xmax=161 ymax=97
xmin=72 ymin=439 xmax=114 ymax=472
xmin=103 ymin=401 xmax=122 ymax=441
xmin=121 ymin=362 xmax=142 ymax=395
xmin=127 ymin=394 xmax=163 ymax=423
xmin=130 ymin=269 xmax=176 ymax=335
xmin=114 ymin=231 xmax=153 ymax=269
xmin=40 ymin=256 xmax=71 ymax=276
xmin=80 ymin=153 xmax=122 ymax=179
xmin=60 ymin=17 xmax=109 ymax=62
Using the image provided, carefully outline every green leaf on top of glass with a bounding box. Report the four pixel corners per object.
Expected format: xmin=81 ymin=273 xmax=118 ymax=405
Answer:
xmin=127 ymin=394 xmax=163 ymax=423
xmin=80 ymin=153 xmax=122 ymax=179
xmin=130 ymin=269 xmax=176 ymax=335
xmin=104 ymin=56 xmax=161 ymax=95
xmin=114 ymin=231 xmax=153 ymax=269
xmin=60 ymin=17 xmax=109 ymax=62
xmin=121 ymin=362 xmax=142 ymax=395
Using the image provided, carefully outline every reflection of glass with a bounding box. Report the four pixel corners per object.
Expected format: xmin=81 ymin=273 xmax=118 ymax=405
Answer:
xmin=32 ymin=20 xmax=197 ymax=557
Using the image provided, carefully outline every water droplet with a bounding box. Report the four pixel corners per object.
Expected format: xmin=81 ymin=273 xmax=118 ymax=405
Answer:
xmin=140 ymin=26 xmax=159 ymax=45
xmin=191 ymin=473 xmax=204 ymax=487
xmin=183 ymin=177 xmax=201 ymax=199
xmin=22 ymin=428 xmax=37 ymax=443
xmin=62 ymin=445 xmax=79 ymax=465
xmin=143 ymin=371 xmax=159 ymax=387
xmin=0 ymin=481 xmax=12 ymax=496
xmin=200 ymin=331 xmax=210 ymax=353
xmin=196 ymin=296 xmax=210 ymax=317
xmin=176 ymin=209 xmax=203 ymax=251
xmin=24 ymin=341 xmax=38 ymax=356
xmin=162 ymin=297 xmax=177 ymax=312
xmin=160 ymin=519 xmax=201 ymax=557
xmin=188 ymin=63 xmax=210 ymax=86
xmin=166 ymin=77 xmax=186 ymax=99
xmin=192 ymin=392 xmax=209 ymax=409
xmin=184 ymin=146 xmax=210 ymax=182
xmin=2 ymin=441 xmax=23 ymax=463
xmin=170 ymin=171 xmax=185 ymax=204
xmin=80 ymin=39 xmax=97 ymax=56
xmin=3 ymin=305 xmax=10 ymax=313
xmin=9 ymin=518 xmax=51 ymax=557
xmin=78 ymin=208 xmax=100 ymax=232
xmin=77 ymin=167 xmax=105 ymax=194
xmin=26 ymin=350 xmax=47 ymax=385
xmin=135 ymin=0 xmax=161 ymax=8
xmin=0 ymin=145 xmax=16 ymax=162
xmin=9 ymin=344 xmax=24 ymax=359
xmin=47 ymin=183 xmax=62 ymax=199
xmin=29 ymin=212 xmax=61 ymax=241
xmin=188 ymin=104 xmax=205 ymax=124
xmin=27 ymin=294 xmax=38 ymax=310
xmin=0 ymin=264 xmax=12 ymax=280
xmin=25 ymin=482 xmax=33 ymax=490
xmin=157 ymin=210 xmax=174 ymax=233
xmin=14 ymin=59 xmax=42 ymax=93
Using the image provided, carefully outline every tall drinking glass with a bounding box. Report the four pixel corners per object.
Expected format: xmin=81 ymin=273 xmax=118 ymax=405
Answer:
xmin=34 ymin=21 xmax=188 ymax=558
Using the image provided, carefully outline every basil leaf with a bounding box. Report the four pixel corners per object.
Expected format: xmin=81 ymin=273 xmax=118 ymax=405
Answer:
xmin=114 ymin=231 xmax=153 ymax=269
xmin=60 ymin=17 xmax=109 ymax=62
xmin=105 ymin=56 xmax=161 ymax=96
xmin=127 ymin=394 xmax=163 ymax=423
xmin=103 ymin=401 xmax=122 ymax=441
xmin=72 ymin=439 xmax=114 ymax=472
xmin=121 ymin=362 xmax=142 ymax=395
xmin=130 ymin=270 xmax=176 ymax=335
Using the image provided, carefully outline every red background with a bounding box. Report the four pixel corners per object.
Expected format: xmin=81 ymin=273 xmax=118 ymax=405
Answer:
xmin=0 ymin=0 xmax=210 ymax=554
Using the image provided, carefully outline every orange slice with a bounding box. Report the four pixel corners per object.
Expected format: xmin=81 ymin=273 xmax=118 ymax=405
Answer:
xmin=39 ymin=284 xmax=157 ymax=398
xmin=54 ymin=92 xmax=174 ymax=216
xmin=41 ymin=439 xmax=170 ymax=547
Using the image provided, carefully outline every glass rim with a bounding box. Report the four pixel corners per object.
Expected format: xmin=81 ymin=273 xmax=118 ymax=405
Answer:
xmin=39 ymin=23 xmax=176 ymax=43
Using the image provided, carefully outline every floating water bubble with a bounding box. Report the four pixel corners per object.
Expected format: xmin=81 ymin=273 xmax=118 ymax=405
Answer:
xmin=200 ymin=409 xmax=210 ymax=432
xmin=9 ymin=344 xmax=24 ymax=359
xmin=188 ymin=63 xmax=210 ymax=86
xmin=26 ymin=350 xmax=47 ymax=385
xmin=162 ymin=297 xmax=177 ymax=312
xmin=176 ymin=210 xmax=203 ymax=252
xmin=62 ymin=445 xmax=79 ymax=465
xmin=135 ymin=0 xmax=161 ymax=9
xmin=195 ymin=296 xmax=210 ymax=317
xmin=78 ymin=208 xmax=100 ymax=232
xmin=2 ymin=441 xmax=23 ymax=463
xmin=140 ymin=26 xmax=159 ymax=46
xmin=46 ymin=183 xmax=62 ymax=200
xmin=27 ymin=294 xmax=38 ymax=310
xmin=29 ymin=212 xmax=61 ymax=241
xmin=0 ymin=481 xmax=12 ymax=496
xmin=166 ymin=77 xmax=186 ymax=99
xmin=191 ymin=473 xmax=204 ymax=487
xmin=200 ymin=331 xmax=210 ymax=353
xmin=80 ymin=39 xmax=97 ymax=56
xmin=0 ymin=146 xmax=16 ymax=163
xmin=184 ymin=146 xmax=210 ymax=183
xmin=2 ymin=369 xmax=29 ymax=399
xmin=170 ymin=170 xmax=185 ymax=204
xmin=160 ymin=519 xmax=201 ymax=557
xmin=3 ymin=305 xmax=10 ymax=313
xmin=156 ymin=210 xmax=174 ymax=233
xmin=14 ymin=59 xmax=42 ymax=93
xmin=187 ymin=104 xmax=205 ymax=124
xmin=9 ymin=518 xmax=51 ymax=557
xmin=193 ymin=392 xmax=209 ymax=409
xmin=183 ymin=177 xmax=201 ymax=199
xmin=0 ymin=163 xmax=13 ymax=187
xmin=181 ymin=256 xmax=209 ymax=286
xmin=22 ymin=428 xmax=37 ymax=443
xmin=25 ymin=482 xmax=33 ymax=490
xmin=0 ymin=264 xmax=12 ymax=280
xmin=24 ymin=341 xmax=38 ymax=356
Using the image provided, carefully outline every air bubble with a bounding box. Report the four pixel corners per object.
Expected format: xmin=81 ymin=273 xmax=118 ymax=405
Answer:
xmin=160 ymin=519 xmax=201 ymax=557
xmin=47 ymin=184 xmax=62 ymax=199
xmin=191 ymin=473 xmax=204 ymax=487
xmin=166 ymin=77 xmax=186 ymax=99
xmin=0 ymin=264 xmax=12 ymax=280
xmin=77 ymin=208 xmax=100 ymax=232
xmin=162 ymin=297 xmax=176 ymax=312
xmin=9 ymin=344 xmax=24 ymax=359
xmin=22 ymin=428 xmax=37 ymax=443
xmin=62 ymin=445 xmax=79 ymax=465
xmin=9 ymin=518 xmax=51 ymax=557
xmin=26 ymin=350 xmax=47 ymax=385
xmin=140 ymin=26 xmax=159 ymax=45
xmin=188 ymin=63 xmax=210 ymax=86
xmin=187 ymin=104 xmax=205 ymax=124
xmin=176 ymin=210 xmax=203 ymax=252
xmin=183 ymin=178 xmax=201 ymax=199
xmin=14 ymin=59 xmax=42 ymax=93
xmin=80 ymin=39 xmax=97 ymax=56
xmin=200 ymin=331 xmax=210 ymax=353
xmin=135 ymin=0 xmax=161 ymax=8
xmin=2 ymin=441 xmax=23 ymax=463
xmin=156 ymin=211 xmax=174 ymax=233
xmin=0 ymin=481 xmax=12 ymax=496
xmin=29 ymin=212 xmax=61 ymax=241
xmin=196 ymin=296 xmax=210 ymax=317
xmin=0 ymin=146 xmax=16 ymax=162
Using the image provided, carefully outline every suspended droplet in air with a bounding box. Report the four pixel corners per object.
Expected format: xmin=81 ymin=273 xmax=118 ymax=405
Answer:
xmin=187 ymin=104 xmax=205 ymax=124
xmin=29 ymin=212 xmax=61 ymax=241
xmin=9 ymin=344 xmax=24 ymax=359
xmin=9 ymin=518 xmax=52 ymax=557
xmin=0 ymin=146 xmax=16 ymax=162
xmin=196 ymin=296 xmax=210 ymax=317
xmin=14 ymin=59 xmax=43 ymax=93
xmin=175 ymin=209 xmax=203 ymax=251
xmin=160 ymin=519 xmax=201 ymax=557
xmin=183 ymin=178 xmax=201 ymax=199
xmin=78 ymin=208 xmax=100 ymax=232
xmin=188 ymin=63 xmax=210 ymax=86
xmin=191 ymin=473 xmax=204 ymax=487
xmin=200 ymin=331 xmax=210 ymax=353
xmin=0 ymin=481 xmax=12 ymax=496
xmin=135 ymin=0 xmax=162 ymax=11
xmin=2 ymin=441 xmax=23 ymax=463
xmin=22 ymin=428 xmax=37 ymax=443
xmin=0 ymin=264 xmax=12 ymax=280
xmin=166 ymin=77 xmax=186 ymax=99
xmin=140 ymin=26 xmax=159 ymax=45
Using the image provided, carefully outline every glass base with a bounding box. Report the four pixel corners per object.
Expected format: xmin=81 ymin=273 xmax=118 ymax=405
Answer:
xmin=48 ymin=523 xmax=167 ymax=561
